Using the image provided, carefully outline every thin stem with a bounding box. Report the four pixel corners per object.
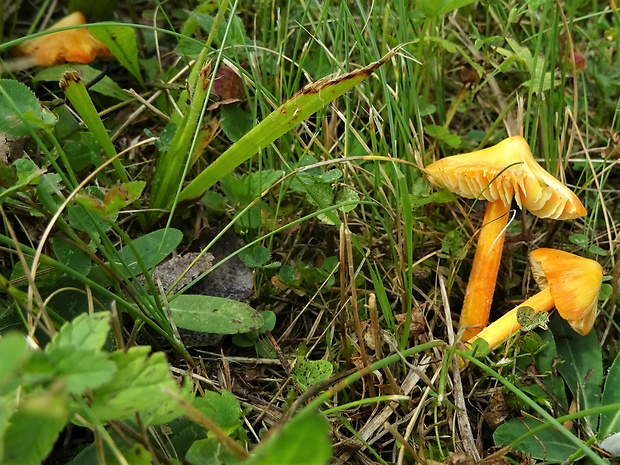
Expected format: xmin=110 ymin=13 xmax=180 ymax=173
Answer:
xmin=460 ymin=200 xmax=511 ymax=340
xmin=469 ymin=288 xmax=554 ymax=349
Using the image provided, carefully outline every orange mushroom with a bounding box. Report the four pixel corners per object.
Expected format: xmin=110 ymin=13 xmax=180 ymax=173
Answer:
xmin=469 ymin=248 xmax=602 ymax=350
xmin=426 ymin=136 xmax=586 ymax=340
xmin=11 ymin=11 xmax=112 ymax=68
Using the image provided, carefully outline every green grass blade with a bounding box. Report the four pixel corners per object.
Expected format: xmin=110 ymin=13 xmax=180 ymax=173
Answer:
xmin=60 ymin=71 xmax=129 ymax=183
xmin=178 ymin=51 xmax=395 ymax=203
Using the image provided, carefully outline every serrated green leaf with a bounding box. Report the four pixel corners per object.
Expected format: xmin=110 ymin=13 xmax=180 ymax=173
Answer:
xmin=87 ymin=347 xmax=184 ymax=423
xmin=46 ymin=311 xmax=111 ymax=353
xmin=168 ymin=295 xmax=264 ymax=334
xmin=0 ymin=79 xmax=56 ymax=137
xmin=48 ymin=348 xmax=116 ymax=394
xmin=2 ymin=390 xmax=69 ymax=465
xmin=89 ymin=26 xmax=142 ymax=83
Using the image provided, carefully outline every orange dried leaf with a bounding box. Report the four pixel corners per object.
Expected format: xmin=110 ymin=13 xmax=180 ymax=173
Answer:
xmin=12 ymin=11 xmax=112 ymax=67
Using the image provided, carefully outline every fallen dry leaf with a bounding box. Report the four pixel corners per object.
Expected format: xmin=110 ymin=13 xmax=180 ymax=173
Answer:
xmin=11 ymin=11 xmax=112 ymax=68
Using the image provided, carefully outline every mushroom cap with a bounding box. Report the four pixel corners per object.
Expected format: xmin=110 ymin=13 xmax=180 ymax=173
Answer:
xmin=529 ymin=248 xmax=603 ymax=335
xmin=12 ymin=11 xmax=112 ymax=67
xmin=425 ymin=136 xmax=586 ymax=220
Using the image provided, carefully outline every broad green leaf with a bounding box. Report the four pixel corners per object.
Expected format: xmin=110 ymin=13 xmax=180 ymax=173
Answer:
xmin=111 ymin=227 xmax=183 ymax=273
xmin=291 ymin=357 xmax=333 ymax=387
xmin=335 ymin=186 xmax=360 ymax=213
xmin=46 ymin=311 xmax=111 ymax=353
xmin=67 ymin=200 xmax=114 ymax=236
xmin=36 ymin=173 xmax=64 ymax=214
xmin=0 ymin=79 xmax=56 ymax=137
xmin=0 ymin=333 xmax=30 ymax=394
xmin=2 ymin=390 xmax=69 ymax=465
xmin=245 ymin=412 xmax=331 ymax=465
xmin=33 ymin=65 xmax=128 ymax=101
xmin=221 ymin=104 xmax=253 ymax=142
xmin=318 ymin=169 xmax=343 ymax=184
xmin=306 ymin=183 xmax=334 ymax=207
xmin=494 ymin=417 xmax=577 ymax=463
xmin=569 ymin=233 xmax=589 ymax=248
xmin=168 ymin=295 xmax=264 ymax=334
xmin=89 ymin=26 xmax=142 ymax=83
xmin=186 ymin=437 xmax=244 ymax=465
xmin=103 ymin=181 xmax=145 ymax=215
xmin=88 ymin=228 xmax=183 ymax=285
xmin=239 ymin=245 xmax=271 ymax=268
xmin=0 ymin=158 xmax=43 ymax=204
xmin=50 ymin=235 xmax=92 ymax=276
xmin=549 ymin=315 xmax=603 ymax=435
xmin=600 ymin=352 xmax=620 ymax=440
xmin=87 ymin=346 xmax=184 ymax=423
xmin=179 ymin=51 xmax=395 ymax=202
xmin=533 ymin=329 xmax=568 ymax=410
xmin=194 ymin=390 xmax=242 ymax=434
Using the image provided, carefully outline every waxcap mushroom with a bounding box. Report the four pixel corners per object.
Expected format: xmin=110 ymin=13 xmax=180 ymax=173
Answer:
xmin=426 ymin=135 xmax=586 ymax=220
xmin=469 ymin=248 xmax=603 ymax=350
xmin=425 ymin=136 xmax=587 ymax=340
xmin=529 ymin=248 xmax=603 ymax=336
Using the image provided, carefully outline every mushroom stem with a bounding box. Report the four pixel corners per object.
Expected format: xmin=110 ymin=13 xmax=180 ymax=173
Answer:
xmin=460 ymin=200 xmax=511 ymax=341
xmin=468 ymin=288 xmax=554 ymax=349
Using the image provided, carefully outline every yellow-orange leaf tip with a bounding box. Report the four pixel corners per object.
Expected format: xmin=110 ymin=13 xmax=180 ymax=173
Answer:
xmin=11 ymin=11 xmax=112 ymax=67
xmin=529 ymin=248 xmax=603 ymax=336
xmin=425 ymin=135 xmax=586 ymax=220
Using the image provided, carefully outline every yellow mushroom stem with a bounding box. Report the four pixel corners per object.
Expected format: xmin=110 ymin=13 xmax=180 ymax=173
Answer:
xmin=468 ymin=288 xmax=554 ymax=349
xmin=460 ymin=200 xmax=511 ymax=341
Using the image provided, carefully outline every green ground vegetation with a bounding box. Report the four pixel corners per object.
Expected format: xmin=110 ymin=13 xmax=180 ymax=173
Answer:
xmin=0 ymin=0 xmax=619 ymax=463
